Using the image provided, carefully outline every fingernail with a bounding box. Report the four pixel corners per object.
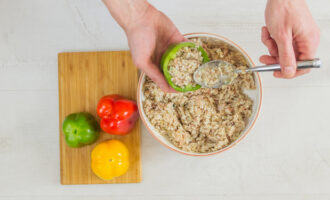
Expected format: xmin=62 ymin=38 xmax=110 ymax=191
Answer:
xmin=283 ymin=66 xmax=295 ymax=76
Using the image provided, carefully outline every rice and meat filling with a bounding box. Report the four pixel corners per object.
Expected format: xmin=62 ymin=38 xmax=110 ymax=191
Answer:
xmin=143 ymin=37 xmax=256 ymax=153
xmin=168 ymin=46 xmax=203 ymax=88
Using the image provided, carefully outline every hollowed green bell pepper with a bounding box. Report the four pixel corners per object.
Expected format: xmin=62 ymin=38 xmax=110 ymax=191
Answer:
xmin=161 ymin=42 xmax=209 ymax=92
xmin=62 ymin=112 xmax=100 ymax=148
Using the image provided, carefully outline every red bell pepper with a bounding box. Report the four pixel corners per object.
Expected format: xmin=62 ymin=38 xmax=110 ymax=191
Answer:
xmin=97 ymin=95 xmax=139 ymax=135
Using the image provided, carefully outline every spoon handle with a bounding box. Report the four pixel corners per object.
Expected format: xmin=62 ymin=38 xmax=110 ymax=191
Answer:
xmin=243 ymin=58 xmax=321 ymax=73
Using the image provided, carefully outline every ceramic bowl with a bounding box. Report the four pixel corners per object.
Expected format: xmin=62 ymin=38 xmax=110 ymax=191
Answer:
xmin=137 ymin=32 xmax=262 ymax=156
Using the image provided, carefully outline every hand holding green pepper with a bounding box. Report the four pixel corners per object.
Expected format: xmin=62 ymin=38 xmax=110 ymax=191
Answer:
xmin=103 ymin=0 xmax=186 ymax=93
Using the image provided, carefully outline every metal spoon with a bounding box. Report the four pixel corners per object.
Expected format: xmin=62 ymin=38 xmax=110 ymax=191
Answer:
xmin=193 ymin=58 xmax=321 ymax=88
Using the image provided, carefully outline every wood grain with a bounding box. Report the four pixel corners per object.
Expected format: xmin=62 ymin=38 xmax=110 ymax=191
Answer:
xmin=58 ymin=51 xmax=141 ymax=185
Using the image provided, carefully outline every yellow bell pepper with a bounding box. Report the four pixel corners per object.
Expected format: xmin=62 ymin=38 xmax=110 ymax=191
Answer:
xmin=91 ymin=140 xmax=129 ymax=180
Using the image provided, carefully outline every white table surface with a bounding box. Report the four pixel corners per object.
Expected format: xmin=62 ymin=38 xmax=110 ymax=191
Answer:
xmin=1 ymin=0 xmax=330 ymax=199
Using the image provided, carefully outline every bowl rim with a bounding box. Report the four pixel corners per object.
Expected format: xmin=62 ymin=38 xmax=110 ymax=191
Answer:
xmin=137 ymin=32 xmax=263 ymax=156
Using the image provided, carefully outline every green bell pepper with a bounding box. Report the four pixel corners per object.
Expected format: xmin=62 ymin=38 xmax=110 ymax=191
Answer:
xmin=62 ymin=112 xmax=100 ymax=148
xmin=161 ymin=42 xmax=210 ymax=92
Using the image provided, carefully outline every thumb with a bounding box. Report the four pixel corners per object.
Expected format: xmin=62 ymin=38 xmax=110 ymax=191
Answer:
xmin=143 ymin=61 xmax=177 ymax=93
xmin=275 ymin=35 xmax=297 ymax=78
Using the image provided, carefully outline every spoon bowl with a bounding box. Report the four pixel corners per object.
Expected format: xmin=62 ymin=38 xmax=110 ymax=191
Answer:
xmin=193 ymin=60 xmax=237 ymax=88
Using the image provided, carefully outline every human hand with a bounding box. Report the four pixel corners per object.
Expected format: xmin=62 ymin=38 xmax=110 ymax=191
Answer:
xmin=103 ymin=0 xmax=186 ymax=92
xmin=124 ymin=5 xmax=186 ymax=92
xmin=260 ymin=0 xmax=320 ymax=78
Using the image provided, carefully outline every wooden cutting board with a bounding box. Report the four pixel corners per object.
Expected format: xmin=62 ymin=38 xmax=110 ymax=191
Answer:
xmin=58 ymin=51 xmax=141 ymax=185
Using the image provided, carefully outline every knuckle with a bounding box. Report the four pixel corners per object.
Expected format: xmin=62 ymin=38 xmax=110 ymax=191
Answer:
xmin=274 ymin=30 xmax=290 ymax=42
xmin=278 ymin=48 xmax=292 ymax=60
xmin=264 ymin=39 xmax=272 ymax=47
xmin=281 ymin=51 xmax=291 ymax=59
